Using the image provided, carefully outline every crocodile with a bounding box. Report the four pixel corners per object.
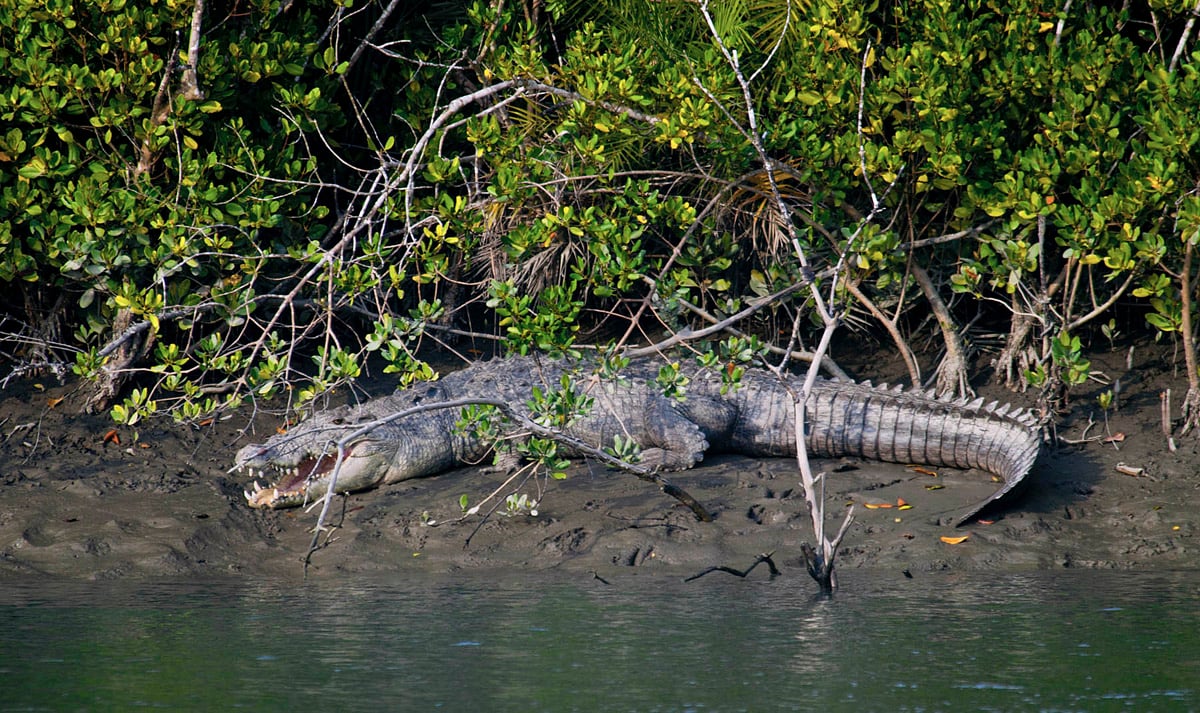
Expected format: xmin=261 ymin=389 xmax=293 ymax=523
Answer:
xmin=232 ymin=355 xmax=1041 ymax=525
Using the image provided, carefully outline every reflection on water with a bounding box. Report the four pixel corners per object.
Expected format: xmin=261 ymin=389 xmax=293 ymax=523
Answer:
xmin=1 ymin=570 xmax=1198 ymax=711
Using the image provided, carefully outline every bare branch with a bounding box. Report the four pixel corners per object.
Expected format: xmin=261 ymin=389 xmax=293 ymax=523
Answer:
xmin=180 ymin=0 xmax=205 ymax=101
xmin=1169 ymin=0 xmax=1200 ymax=73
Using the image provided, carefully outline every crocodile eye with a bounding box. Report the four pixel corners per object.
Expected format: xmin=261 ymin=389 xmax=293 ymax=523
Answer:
xmin=332 ymin=417 xmax=345 ymax=425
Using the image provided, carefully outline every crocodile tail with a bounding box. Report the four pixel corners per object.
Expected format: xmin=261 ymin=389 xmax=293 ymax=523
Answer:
xmin=804 ymin=379 xmax=1042 ymax=525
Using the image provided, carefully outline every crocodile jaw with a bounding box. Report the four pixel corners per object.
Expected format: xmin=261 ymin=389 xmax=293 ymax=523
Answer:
xmin=233 ymin=442 xmax=388 ymax=509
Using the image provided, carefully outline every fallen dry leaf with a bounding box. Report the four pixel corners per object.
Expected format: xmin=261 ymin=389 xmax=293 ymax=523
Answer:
xmin=940 ymin=535 xmax=970 ymax=545
xmin=47 ymin=396 xmax=64 ymax=408
xmin=924 ymin=484 xmax=945 ymax=491
xmin=1103 ymin=432 xmax=1126 ymax=444
xmin=102 ymin=430 xmax=120 ymax=445
xmin=198 ymin=418 xmax=214 ymax=427
xmin=909 ymin=466 xmax=938 ymax=476
xmin=1115 ymin=463 xmax=1145 ymax=477
xmin=864 ymin=502 xmax=894 ymax=509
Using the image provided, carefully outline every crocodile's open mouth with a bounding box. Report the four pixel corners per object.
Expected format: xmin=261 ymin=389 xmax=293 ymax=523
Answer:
xmin=241 ymin=452 xmax=339 ymax=508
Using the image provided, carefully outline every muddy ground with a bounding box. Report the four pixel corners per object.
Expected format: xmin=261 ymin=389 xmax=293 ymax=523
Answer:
xmin=1 ymin=340 xmax=1196 ymax=584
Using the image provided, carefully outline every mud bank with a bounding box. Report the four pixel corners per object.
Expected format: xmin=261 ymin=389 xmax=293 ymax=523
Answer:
xmin=1 ymin=342 xmax=1196 ymax=582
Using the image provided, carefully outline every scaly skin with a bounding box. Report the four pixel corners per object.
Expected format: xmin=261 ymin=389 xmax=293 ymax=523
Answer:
xmin=232 ymin=356 xmax=1041 ymax=524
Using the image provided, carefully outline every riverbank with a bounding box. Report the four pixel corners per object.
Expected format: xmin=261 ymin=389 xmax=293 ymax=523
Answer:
xmin=1 ymin=340 xmax=1195 ymax=582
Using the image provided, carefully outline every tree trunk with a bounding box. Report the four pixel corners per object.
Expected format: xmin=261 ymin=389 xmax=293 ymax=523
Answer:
xmin=910 ymin=262 xmax=972 ymax=397
xmin=994 ymin=301 xmax=1039 ymax=391
xmin=80 ymin=308 xmax=154 ymax=413
xmin=1179 ymin=240 xmax=1200 ymax=434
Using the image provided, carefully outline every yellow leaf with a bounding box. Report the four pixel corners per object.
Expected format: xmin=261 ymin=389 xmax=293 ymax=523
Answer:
xmin=940 ymin=535 xmax=970 ymax=545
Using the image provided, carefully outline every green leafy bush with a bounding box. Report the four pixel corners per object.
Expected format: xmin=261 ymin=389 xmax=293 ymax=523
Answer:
xmin=3 ymin=0 xmax=1200 ymax=427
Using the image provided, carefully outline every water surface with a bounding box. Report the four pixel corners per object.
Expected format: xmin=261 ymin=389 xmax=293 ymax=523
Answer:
xmin=2 ymin=569 xmax=1197 ymax=711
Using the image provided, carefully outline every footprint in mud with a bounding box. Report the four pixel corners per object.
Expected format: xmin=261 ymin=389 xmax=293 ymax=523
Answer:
xmin=83 ymin=537 xmax=112 ymax=556
xmin=21 ymin=523 xmax=55 ymax=547
xmin=614 ymin=545 xmax=655 ymax=566
xmin=539 ymin=527 xmax=595 ymax=556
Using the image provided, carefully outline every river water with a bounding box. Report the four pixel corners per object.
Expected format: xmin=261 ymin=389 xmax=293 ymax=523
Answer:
xmin=1 ymin=569 xmax=1196 ymax=711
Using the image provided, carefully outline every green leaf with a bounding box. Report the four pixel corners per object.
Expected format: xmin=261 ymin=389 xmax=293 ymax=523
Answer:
xmin=795 ymin=91 xmax=823 ymax=106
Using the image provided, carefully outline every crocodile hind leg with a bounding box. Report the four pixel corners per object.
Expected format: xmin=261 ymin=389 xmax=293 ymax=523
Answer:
xmin=633 ymin=397 xmax=711 ymax=471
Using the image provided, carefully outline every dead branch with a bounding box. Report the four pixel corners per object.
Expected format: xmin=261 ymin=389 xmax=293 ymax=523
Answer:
xmin=684 ymin=552 xmax=781 ymax=582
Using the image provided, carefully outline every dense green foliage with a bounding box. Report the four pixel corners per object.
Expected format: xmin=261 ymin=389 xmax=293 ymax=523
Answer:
xmin=2 ymin=0 xmax=1200 ymax=425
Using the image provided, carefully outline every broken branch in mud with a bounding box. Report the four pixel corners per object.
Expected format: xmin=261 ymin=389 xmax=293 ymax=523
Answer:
xmin=684 ymin=552 xmax=781 ymax=582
